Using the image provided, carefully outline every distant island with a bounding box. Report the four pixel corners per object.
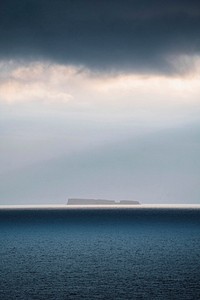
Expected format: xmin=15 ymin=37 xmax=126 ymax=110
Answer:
xmin=67 ymin=198 xmax=140 ymax=205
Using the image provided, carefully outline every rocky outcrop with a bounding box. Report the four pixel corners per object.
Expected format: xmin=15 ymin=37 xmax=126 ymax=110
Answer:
xmin=67 ymin=198 xmax=140 ymax=205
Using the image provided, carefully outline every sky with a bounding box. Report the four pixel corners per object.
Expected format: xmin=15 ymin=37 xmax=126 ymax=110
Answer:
xmin=0 ymin=0 xmax=200 ymax=204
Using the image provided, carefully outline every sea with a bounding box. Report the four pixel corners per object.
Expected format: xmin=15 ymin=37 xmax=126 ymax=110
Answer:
xmin=0 ymin=206 xmax=200 ymax=299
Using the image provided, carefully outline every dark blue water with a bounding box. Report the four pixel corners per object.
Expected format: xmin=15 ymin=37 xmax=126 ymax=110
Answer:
xmin=1 ymin=208 xmax=200 ymax=299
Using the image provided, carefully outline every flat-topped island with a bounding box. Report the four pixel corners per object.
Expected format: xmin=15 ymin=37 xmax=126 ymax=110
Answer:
xmin=67 ymin=198 xmax=140 ymax=205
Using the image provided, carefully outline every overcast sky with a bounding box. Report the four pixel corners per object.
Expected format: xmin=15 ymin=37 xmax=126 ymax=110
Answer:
xmin=0 ymin=0 xmax=200 ymax=204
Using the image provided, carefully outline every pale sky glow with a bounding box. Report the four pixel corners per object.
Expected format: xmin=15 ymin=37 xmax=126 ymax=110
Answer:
xmin=0 ymin=57 xmax=200 ymax=204
xmin=0 ymin=59 xmax=200 ymax=134
xmin=1 ymin=58 xmax=200 ymax=108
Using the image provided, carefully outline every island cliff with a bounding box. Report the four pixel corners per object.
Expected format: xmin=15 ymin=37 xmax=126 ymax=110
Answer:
xmin=67 ymin=198 xmax=140 ymax=205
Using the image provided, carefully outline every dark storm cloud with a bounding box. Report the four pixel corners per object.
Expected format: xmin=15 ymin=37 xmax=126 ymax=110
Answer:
xmin=0 ymin=0 xmax=200 ymax=73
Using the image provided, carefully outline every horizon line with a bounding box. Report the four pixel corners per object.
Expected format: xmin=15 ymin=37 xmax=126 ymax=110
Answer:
xmin=1 ymin=204 xmax=200 ymax=210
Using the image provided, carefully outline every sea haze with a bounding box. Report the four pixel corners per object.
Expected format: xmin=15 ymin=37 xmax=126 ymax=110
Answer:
xmin=0 ymin=208 xmax=200 ymax=299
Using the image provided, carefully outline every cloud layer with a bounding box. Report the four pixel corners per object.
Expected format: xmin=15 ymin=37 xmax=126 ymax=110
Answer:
xmin=0 ymin=0 xmax=200 ymax=73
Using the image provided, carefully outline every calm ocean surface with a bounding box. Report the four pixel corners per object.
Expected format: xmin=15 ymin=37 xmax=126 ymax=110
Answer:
xmin=0 ymin=208 xmax=200 ymax=299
